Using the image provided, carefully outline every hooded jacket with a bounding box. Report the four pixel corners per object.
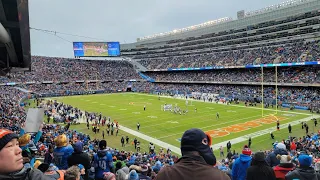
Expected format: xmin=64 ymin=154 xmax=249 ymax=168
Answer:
xmin=266 ymin=148 xmax=288 ymax=167
xmin=273 ymin=163 xmax=295 ymax=180
xmin=93 ymin=149 xmax=113 ymax=179
xmin=285 ymin=167 xmax=320 ymax=180
xmin=0 ymin=168 xmax=49 ymax=180
xmin=231 ymin=154 xmax=252 ymax=180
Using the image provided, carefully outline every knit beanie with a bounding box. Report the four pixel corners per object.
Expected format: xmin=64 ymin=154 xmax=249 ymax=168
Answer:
xmin=103 ymin=172 xmax=116 ymax=180
xmin=0 ymin=129 xmax=19 ymax=151
xmin=242 ymin=145 xmax=252 ymax=155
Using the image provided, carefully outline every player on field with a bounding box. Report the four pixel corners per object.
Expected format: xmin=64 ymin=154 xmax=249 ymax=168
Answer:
xmin=144 ymin=105 xmax=146 ymax=111
xmin=137 ymin=122 xmax=140 ymax=131
xmin=216 ymin=112 xmax=220 ymax=119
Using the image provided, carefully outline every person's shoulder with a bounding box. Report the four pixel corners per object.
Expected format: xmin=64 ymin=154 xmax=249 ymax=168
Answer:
xmin=206 ymin=167 xmax=231 ymax=179
xmin=27 ymin=168 xmax=50 ymax=180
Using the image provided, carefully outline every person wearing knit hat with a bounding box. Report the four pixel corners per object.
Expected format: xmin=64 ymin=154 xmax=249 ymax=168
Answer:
xmin=285 ymin=154 xmax=320 ymax=180
xmin=232 ymin=145 xmax=252 ymax=180
xmin=128 ymin=170 xmax=139 ymax=180
xmin=247 ymin=152 xmax=276 ymax=180
xmin=139 ymin=165 xmax=151 ymax=180
xmin=103 ymin=172 xmax=116 ymax=180
xmin=116 ymin=167 xmax=129 ymax=180
xmin=273 ymin=155 xmax=294 ymax=179
xmin=155 ymin=128 xmax=230 ymax=180
xmin=0 ymin=129 xmax=49 ymax=180
xmin=68 ymin=141 xmax=91 ymax=180
xmin=266 ymin=142 xmax=288 ymax=167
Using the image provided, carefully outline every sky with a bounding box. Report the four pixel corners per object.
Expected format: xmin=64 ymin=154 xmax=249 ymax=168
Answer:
xmin=29 ymin=0 xmax=284 ymax=58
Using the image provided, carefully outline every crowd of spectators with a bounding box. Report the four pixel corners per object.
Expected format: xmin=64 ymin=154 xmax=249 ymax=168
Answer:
xmin=17 ymin=82 xmax=151 ymax=95
xmin=144 ymin=66 xmax=320 ymax=84
xmin=1 ymin=86 xmax=320 ymax=179
xmin=1 ymin=56 xmax=141 ymax=83
xmin=138 ymin=40 xmax=320 ymax=69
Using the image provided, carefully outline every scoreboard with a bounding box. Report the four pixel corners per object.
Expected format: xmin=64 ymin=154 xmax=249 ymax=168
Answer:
xmin=73 ymin=42 xmax=120 ymax=57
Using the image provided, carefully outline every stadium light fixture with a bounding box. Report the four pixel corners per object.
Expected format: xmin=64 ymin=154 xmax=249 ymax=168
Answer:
xmin=138 ymin=17 xmax=232 ymax=41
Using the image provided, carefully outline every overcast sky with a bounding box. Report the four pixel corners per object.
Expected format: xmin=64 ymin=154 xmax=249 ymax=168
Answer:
xmin=29 ymin=0 xmax=284 ymax=58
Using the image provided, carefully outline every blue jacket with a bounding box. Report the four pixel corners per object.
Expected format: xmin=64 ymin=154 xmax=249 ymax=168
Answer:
xmin=53 ymin=145 xmax=74 ymax=170
xmin=94 ymin=150 xmax=113 ymax=179
xmin=232 ymin=154 xmax=252 ymax=180
xmin=266 ymin=148 xmax=288 ymax=167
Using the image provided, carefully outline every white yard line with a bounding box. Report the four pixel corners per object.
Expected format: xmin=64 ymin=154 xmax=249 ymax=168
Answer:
xmin=119 ymin=125 xmax=182 ymax=155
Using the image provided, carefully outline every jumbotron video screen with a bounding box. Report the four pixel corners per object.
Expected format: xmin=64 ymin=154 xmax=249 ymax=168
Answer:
xmin=73 ymin=42 xmax=120 ymax=57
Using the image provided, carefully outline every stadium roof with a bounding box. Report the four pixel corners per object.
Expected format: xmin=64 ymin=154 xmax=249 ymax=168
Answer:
xmin=0 ymin=0 xmax=31 ymax=75
xmin=137 ymin=0 xmax=315 ymax=42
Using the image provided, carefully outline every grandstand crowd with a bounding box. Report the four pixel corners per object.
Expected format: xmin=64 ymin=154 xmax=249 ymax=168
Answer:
xmin=137 ymin=40 xmax=320 ymax=69
xmin=144 ymin=67 xmax=320 ymax=84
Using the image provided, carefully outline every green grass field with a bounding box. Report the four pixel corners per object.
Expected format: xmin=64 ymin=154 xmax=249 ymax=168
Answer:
xmin=84 ymin=49 xmax=109 ymax=56
xmin=47 ymin=93 xmax=317 ymax=157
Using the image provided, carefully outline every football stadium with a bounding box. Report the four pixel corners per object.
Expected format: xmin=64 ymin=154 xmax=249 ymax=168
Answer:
xmin=0 ymin=0 xmax=320 ymax=179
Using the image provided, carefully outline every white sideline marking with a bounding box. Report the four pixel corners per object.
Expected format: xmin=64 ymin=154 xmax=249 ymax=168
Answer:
xmin=120 ymin=126 xmax=181 ymax=155
xmin=119 ymin=109 xmax=127 ymax=111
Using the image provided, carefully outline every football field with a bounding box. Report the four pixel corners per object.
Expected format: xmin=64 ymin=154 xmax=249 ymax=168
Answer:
xmin=51 ymin=93 xmax=317 ymax=156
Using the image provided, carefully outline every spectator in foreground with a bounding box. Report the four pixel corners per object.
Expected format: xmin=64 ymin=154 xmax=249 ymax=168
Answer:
xmin=246 ymin=152 xmax=276 ymax=180
xmin=273 ymin=155 xmax=295 ymax=179
xmin=68 ymin=141 xmax=91 ymax=180
xmin=94 ymin=140 xmax=113 ymax=180
xmin=0 ymin=129 xmax=48 ymax=180
xmin=285 ymin=154 xmax=320 ymax=180
xmin=232 ymin=145 xmax=252 ymax=180
xmin=155 ymin=128 xmax=230 ymax=180
xmin=266 ymin=143 xmax=288 ymax=167
xmin=65 ymin=166 xmax=81 ymax=180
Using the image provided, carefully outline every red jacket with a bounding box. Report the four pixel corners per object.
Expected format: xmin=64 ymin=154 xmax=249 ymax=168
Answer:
xmin=273 ymin=163 xmax=295 ymax=180
xmin=290 ymin=142 xmax=296 ymax=150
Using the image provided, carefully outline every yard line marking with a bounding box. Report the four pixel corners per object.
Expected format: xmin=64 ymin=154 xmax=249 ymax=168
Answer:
xmin=157 ymin=114 xmax=266 ymax=139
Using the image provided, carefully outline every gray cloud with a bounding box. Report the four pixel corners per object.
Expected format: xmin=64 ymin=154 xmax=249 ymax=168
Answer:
xmin=29 ymin=0 xmax=283 ymax=57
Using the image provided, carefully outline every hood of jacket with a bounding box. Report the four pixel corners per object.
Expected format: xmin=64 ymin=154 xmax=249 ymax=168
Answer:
xmin=239 ymin=154 xmax=252 ymax=162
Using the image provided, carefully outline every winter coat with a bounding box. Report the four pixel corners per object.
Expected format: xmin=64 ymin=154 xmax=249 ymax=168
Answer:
xmin=246 ymin=164 xmax=276 ymax=180
xmin=273 ymin=163 xmax=295 ymax=180
xmin=266 ymin=148 xmax=288 ymax=167
xmin=285 ymin=167 xmax=320 ymax=180
xmin=0 ymin=168 xmax=49 ymax=180
xmin=231 ymin=154 xmax=252 ymax=180
xmin=155 ymin=155 xmax=230 ymax=180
